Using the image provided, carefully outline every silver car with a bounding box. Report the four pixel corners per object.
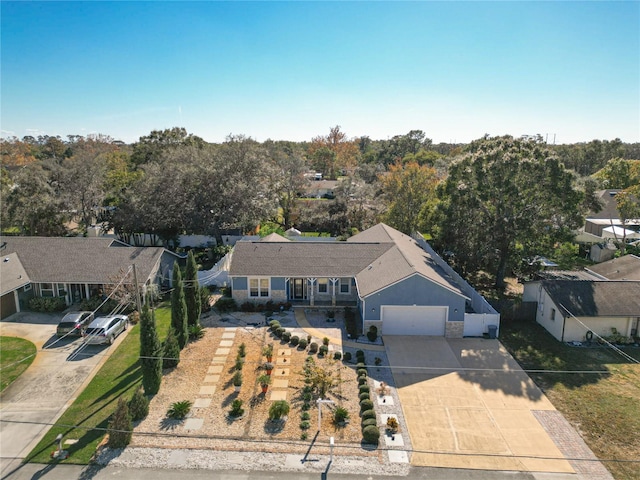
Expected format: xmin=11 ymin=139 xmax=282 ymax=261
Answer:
xmin=56 ymin=311 xmax=94 ymax=337
xmin=84 ymin=315 xmax=128 ymax=345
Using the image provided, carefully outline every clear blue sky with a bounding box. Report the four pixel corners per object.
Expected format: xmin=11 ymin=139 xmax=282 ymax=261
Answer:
xmin=1 ymin=1 xmax=638 ymax=145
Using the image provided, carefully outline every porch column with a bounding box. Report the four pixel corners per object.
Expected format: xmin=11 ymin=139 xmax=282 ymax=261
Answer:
xmin=285 ymin=278 xmax=290 ymax=300
xmin=85 ymin=284 xmax=90 ymax=300
xmin=308 ymin=278 xmax=317 ymax=306
xmin=330 ymin=278 xmax=338 ymax=306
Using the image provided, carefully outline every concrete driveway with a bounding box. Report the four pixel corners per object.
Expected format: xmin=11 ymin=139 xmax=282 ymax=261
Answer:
xmin=0 ymin=311 xmax=126 ymax=478
xmin=384 ymin=337 xmax=573 ymax=473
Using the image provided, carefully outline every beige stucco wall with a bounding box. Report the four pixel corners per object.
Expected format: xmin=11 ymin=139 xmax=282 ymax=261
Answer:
xmin=563 ymin=316 xmax=636 ymax=342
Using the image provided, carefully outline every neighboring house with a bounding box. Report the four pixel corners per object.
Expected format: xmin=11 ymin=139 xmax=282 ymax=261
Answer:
xmin=0 ymin=236 xmax=182 ymax=319
xmin=228 ymin=223 xmax=499 ymax=338
xmin=585 ymin=254 xmax=640 ymax=280
xmin=582 ymin=189 xmax=640 ymax=239
xmin=302 ymin=180 xmax=339 ymax=199
xmin=522 ymin=279 xmax=640 ymax=342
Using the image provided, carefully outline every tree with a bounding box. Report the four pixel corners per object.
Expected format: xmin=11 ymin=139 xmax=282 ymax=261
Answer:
xmin=131 ymin=127 xmax=205 ymax=166
xmin=140 ymin=302 xmax=162 ymax=395
xmin=381 ymin=160 xmax=439 ymax=235
xmin=308 ymin=126 xmax=359 ymax=179
xmin=162 ymin=328 xmax=180 ymax=369
xmin=594 ymin=158 xmax=640 ymax=189
xmin=171 ymin=262 xmax=188 ymax=349
xmin=184 ymin=251 xmax=200 ymax=327
xmin=615 ymin=187 xmax=640 ymax=252
xmin=437 ymin=135 xmax=584 ymax=289
xmin=268 ymin=400 xmax=290 ymax=420
xmin=107 ymin=397 xmax=132 ymax=448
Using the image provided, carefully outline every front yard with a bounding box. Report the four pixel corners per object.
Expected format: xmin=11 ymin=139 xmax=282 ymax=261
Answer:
xmin=500 ymin=319 xmax=640 ymax=480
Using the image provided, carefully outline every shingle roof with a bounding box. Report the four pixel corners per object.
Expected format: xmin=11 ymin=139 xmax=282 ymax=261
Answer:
xmin=543 ymin=280 xmax=640 ymax=317
xmin=0 ymin=253 xmax=30 ymax=295
xmin=0 ymin=236 xmax=167 ymax=284
xmin=260 ymin=233 xmax=290 ymax=242
xmin=230 ymin=223 xmax=466 ymax=298
xmin=586 ymin=255 xmax=640 ymax=281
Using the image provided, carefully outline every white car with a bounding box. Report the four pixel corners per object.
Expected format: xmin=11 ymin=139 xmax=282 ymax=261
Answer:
xmin=84 ymin=315 xmax=128 ymax=345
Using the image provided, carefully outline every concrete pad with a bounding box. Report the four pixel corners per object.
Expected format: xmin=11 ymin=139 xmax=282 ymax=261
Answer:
xmin=203 ymin=375 xmax=219 ymax=384
xmin=274 ymin=368 xmax=289 ymax=376
xmin=284 ymin=454 xmax=306 ymax=469
xmin=269 ymin=390 xmax=287 ymax=401
xmin=224 ymin=327 xmax=237 ymax=331
xmin=215 ymin=347 xmax=230 ymax=355
xmin=221 ymin=332 xmax=236 ymax=339
xmin=199 ymin=385 xmax=216 ymax=395
xmin=211 ymin=357 xmax=226 ymax=364
xmin=376 ymin=395 xmax=394 ymax=406
xmin=277 ymin=348 xmax=291 ymax=356
xmin=384 ymin=432 xmax=405 ymax=447
xmin=183 ymin=418 xmax=203 ymax=430
xmin=167 ymin=449 xmax=188 ymax=467
xmin=219 ymin=340 xmax=234 ymax=347
xmin=388 ymin=450 xmax=409 ymax=463
xmin=272 ymin=379 xmax=289 ymax=388
xmin=193 ymin=398 xmax=212 ymax=408
xmin=207 ymin=365 xmax=223 ymax=374
xmin=276 ymin=357 xmax=290 ymax=365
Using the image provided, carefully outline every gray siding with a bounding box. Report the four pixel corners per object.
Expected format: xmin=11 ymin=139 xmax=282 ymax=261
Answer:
xmin=362 ymin=274 xmax=466 ymax=322
xmin=233 ymin=277 xmax=247 ymax=290
xmin=272 ymin=277 xmax=286 ymax=290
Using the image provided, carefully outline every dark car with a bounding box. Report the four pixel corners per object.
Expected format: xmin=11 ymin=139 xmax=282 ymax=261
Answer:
xmin=56 ymin=311 xmax=94 ymax=337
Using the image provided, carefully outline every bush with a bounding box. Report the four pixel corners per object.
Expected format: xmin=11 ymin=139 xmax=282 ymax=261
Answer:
xmin=362 ymin=425 xmax=380 ymax=445
xmin=128 ymin=388 xmax=149 ymax=421
xmin=275 ymin=327 xmax=285 ymax=338
xmin=343 ymin=351 xmax=352 ymax=362
xmin=162 ymin=329 xmax=180 ymax=369
xmin=318 ymin=345 xmax=328 ymax=356
xmin=290 ymin=335 xmax=299 ymax=346
xmin=28 ymin=296 xmax=66 ymax=312
xmin=357 ymin=368 xmax=368 ymax=377
xmin=356 ymin=349 xmax=365 ymax=358
xmin=301 ymin=411 xmax=311 ymax=421
xmin=357 ymin=362 xmax=367 ymax=370
xmin=361 ymin=409 xmax=376 ymax=421
xmin=199 ymin=286 xmax=211 ymax=313
xmin=298 ymin=338 xmax=308 ymax=349
xmin=282 ymin=331 xmax=291 ymax=342
xmin=361 ymin=417 xmax=377 ymax=428
xmin=232 ymin=371 xmax=243 ymax=387
xmin=167 ymin=400 xmax=192 ymax=419
xmin=269 ymin=400 xmax=290 ymax=420
xmin=333 ymin=351 xmax=342 ymax=360
xmin=299 ymin=420 xmax=311 ymax=430
xmin=188 ymin=324 xmax=205 ymax=341
xmin=229 ymin=399 xmax=244 ymax=417
xmin=269 ymin=319 xmax=280 ymax=329
xmin=309 ymin=342 xmax=318 ymax=354
xmin=303 ymin=392 xmax=313 ymax=402
xmin=358 ymin=376 xmax=368 ymax=386
xmin=240 ymin=301 xmax=255 ymax=312
xmin=359 ymin=384 xmax=370 ymax=394
xmin=270 ymin=322 xmax=281 ymax=332
xmin=333 ymin=406 xmax=349 ymax=424
xmin=235 ymin=357 xmax=244 ymax=371
xmin=301 ymin=402 xmax=311 ymax=411
xmin=359 ymin=392 xmax=370 ymax=401
xmin=374 ymin=357 xmax=382 ymax=367
xmin=360 ymin=399 xmax=374 ymax=412
xmin=323 ymin=336 xmax=330 ymax=346
xmin=108 ymin=397 xmax=132 ymax=448
xmin=214 ymin=296 xmax=237 ymax=313
xmin=238 ymin=342 xmax=246 ymax=358
xmin=307 ymin=335 xmax=312 ymax=344
xmin=367 ymin=325 xmax=378 ymax=342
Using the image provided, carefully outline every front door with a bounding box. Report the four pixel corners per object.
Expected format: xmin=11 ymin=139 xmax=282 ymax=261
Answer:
xmin=293 ymin=278 xmax=305 ymax=300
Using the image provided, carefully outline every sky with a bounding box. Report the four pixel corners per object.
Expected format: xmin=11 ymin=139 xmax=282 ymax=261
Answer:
xmin=1 ymin=1 xmax=639 ymax=145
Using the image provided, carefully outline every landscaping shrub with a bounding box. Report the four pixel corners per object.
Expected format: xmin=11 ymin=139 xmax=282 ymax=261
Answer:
xmin=343 ymin=351 xmax=352 ymax=362
xmin=307 ymin=335 xmax=312 ymax=344
xmin=367 ymin=325 xmax=378 ymax=342
xmin=361 ymin=409 xmax=376 ymax=421
xmin=360 ymin=399 xmax=374 ymax=412
xmin=298 ymin=338 xmax=308 ymax=349
xmin=240 ymin=302 xmax=255 ymax=312
xmin=358 ymin=384 xmax=370 ymax=394
xmin=188 ymin=324 xmax=205 ymax=340
xmin=303 ymin=392 xmax=312 ymax=402
xmin=359 ymin=392 xmax=370 ymax=401
xmin=235 ymin=357 xmax=244 ymax=371
xmin=333 ymin=406 xmax=349 ymax=424
xmin=29 ymin=296 xmax=66 ymax=312
xmin=269 ymin=400 xmax=290 ymax=420
xmin=290 ymin=335 xmax=299 ymax=346
xmin=299 ymin=420 xmax=311 ymax=430
xmin=140 ymin=303 xmax=162 ymax=395
xmin=362 ymin=425 xmax=380 ymax=445
xmin=361 ymin=417 xmax=377 ymax=428
xmin=167 ymin=400 xmax=192 ymax=419
xmin=303 ymin=385 xmax=313 ymax=394
xmin=357 ymin=368 xmax=368 ymax=377
xmin=301 ymin=411 xmax=311 ymax=421
xmin=238 ymin=342 xmax=246 ymax=358
xmin=323 ymin=336 xmax=330 ymax=346
xmin=108 ymin=397 xmax=132 ymax=448
xmin=357 ymin=361 xmax=367 ymax=370
xmin=214 ymin=296 xmax=237 ymax=313
xmin=282 ymin=331 xmax=291 ymax=342
xmin=229 ymin=399 xmax=244 ymax=417
xmin=270 ymin=322 xmax=281 ymax=332
xmin=358 ymin=376 xmax=368 ymax=386
xmin=318 ymin=345 xmax=328 ymax=356
xmin=232 ymin=371 xmax=243 ymax=387
xmin=301 ymin=402 xmax=311 ymax=411
xmin=128 ymin=388 xmax=149 ymax=421
xmin=275 ymin=327 xmax=285 ymax=338
xmin=374 ymin=357 xmax=382 ymax=367
xmin=268 ymin=319 xmax=280 ymax=328
xmin=333 ymin=351 xmax=342 ymax=360
xmin=162 ymin=329 xmax=180 ymax=369
xmin=199 ymin=286 xmax=211 ymax=313
xmin=309 ymin=342 xmax=318 ymax=354
xmin=356 ymin=349 xmax=365 ymax=359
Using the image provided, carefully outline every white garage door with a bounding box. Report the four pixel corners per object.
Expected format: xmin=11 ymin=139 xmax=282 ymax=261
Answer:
xmin=381 ymin=306 xmax=447 ymax=336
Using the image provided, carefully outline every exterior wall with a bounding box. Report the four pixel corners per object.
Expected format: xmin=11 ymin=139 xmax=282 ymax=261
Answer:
xmin=563 ymin=316 xmax=636 ymax=342
xmin=230 ymin=276 xmax=286 ymax=304
xmin=445 ymin=321 xmax=464 ymax=338
xmin=362 ymin=274 xmax=466 ymax=323
xmin=534 ymin=292 xmax=565 ymax=341
xmin=522 ymin=282 xmax=541 ymax=303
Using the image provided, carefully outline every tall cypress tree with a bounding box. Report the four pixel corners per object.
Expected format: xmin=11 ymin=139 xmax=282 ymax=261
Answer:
xmin=184 ymin=251 xmax=201 ymax=327
xmin=171 ymin=262 xmax=188 ymax=349
xmin=140 ymin=302 xmax=162 ymax=395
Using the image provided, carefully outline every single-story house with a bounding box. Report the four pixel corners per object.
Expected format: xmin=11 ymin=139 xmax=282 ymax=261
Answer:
xmin=228 ymin=223 xmax=499 ymax=337
xmin=585 ymin=254 xmax=640 ymax=281
xmin=522 ymin=279 xmax=640 ymax=342
xmin=0 ymin=236 xmax=182 ymax=319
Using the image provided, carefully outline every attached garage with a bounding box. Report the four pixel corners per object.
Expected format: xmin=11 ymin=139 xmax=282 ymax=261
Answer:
xmin=381 ymin=305 xmax=448 ymax=336
xmin=1 ymin=292 xmax=17 ymax=320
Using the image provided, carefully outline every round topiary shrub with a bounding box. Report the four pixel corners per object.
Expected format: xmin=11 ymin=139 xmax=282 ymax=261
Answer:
xmin=318 ymin=345 xmax=328 ymax=356
xmin=301 ymin=411 xmax=311 ymax=421
xmin=309 ymin=342 xmax=318 ymax=353
xmin=359 ymin=384 xmax=370 ymax=394
xmin=356 ymin=349 xmax=365 ymax=359
xmin=269 ymin=320 xmax=280 ymax=330
xmin=360 ymin=399 xmax=374 ymax=412
xmin=356 ymin=362 xmax=367 ymax=370
xmin=362 ymin=425 xmax=380 ymax=445
xmin=359 ymin=392 xmax=370 ymax=401
xmin=358 ymin=375 xmax=368 ymax=386
xmin=298 ymin=338 xmax=308 ymax=349
xmin=276 ymin=327 xmax=285 ymax=338
xmin=290 ymin=335 xmax=299 ymax=346
xmin=357 ymin=368 xmax=368 ymax=377
xmin=333 ymin=351 xmax=342 ymax=360
xmin=361 ymin=409 xmax=376 ymax=421
xmin=303 ymin=392 xmax=312 ymax=402
xmin=361 ymin=417 xmax=378 ymax=428
xmin=282 ymin=331 xmax=291 ymax=342
xmin=300 ymin=420 xmax=311 ymax=430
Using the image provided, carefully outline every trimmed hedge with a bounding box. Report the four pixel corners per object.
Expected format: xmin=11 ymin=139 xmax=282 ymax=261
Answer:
xmin=361 ymin=409 xmax=376 ymax=421
xmin=298 ymin=338 xmax=308 ymax=349
xmin=309 ymin=342 xmax=318 ymax=353
xmin=358 ymin=384 xmax=370 ymax=394
xmin=361 ymin=417 xmax=377 ymax=428
xmin=333 ymin=351 xmax=342 ymax=360
xmin=359 ymin=392 xmax=370 ymax=401
xmin=362 ymin=425 xmax=380 ymax=445
xmin=343 ymin=351 xmax=352 ymax=362
xmin=357 ymin=368 xmax=368 ymax=377
xmin=360 ymin=399 xmax=374 ymax=412
xmin=290 ymin=335 xmax=299 ymax=346
xmin=358 ymin=376 xmax=368 ymax=386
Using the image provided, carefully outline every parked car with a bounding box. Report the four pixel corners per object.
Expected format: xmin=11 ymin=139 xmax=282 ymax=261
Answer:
xmin=56 ymin=311 xmax=94 ymax=337
xmin=84 ymin=315 xmax=128 ymax=345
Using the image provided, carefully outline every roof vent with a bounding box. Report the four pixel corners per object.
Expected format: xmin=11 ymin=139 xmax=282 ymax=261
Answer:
xmin=3 ymin=257 xmax=9 ymax=262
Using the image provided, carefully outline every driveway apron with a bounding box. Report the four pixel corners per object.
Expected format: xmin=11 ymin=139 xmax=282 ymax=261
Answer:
xmin=384 ymin=336 xmax=574 ymax=473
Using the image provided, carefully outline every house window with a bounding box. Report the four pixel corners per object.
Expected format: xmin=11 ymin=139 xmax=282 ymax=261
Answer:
xmin=339 ymin=277 xmax=350 ymax=294
xmin=318 ymin=278 xmax=328 ymax=293
xmin=249 ymin=278 xmax=270 ymax=298
xmin=40 ymin=282 xmax=54 ymax=297
xmin=551 ymin=308 xmax=556 ymax=321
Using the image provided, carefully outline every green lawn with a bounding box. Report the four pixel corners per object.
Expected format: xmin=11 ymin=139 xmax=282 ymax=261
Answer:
xmin=26 ymin=303 xmax=171 ymax=464
xmin=500 ymin=320 xmax=640 ymax=480
xmin=0 ymin=336 xmax=37 ymax=392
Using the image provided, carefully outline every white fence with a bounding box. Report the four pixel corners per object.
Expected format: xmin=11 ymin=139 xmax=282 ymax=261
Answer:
xmin=197 ymin=251 xmax=232 ymax=287
xmin=463 ymin=313 xmax=501 ymax=337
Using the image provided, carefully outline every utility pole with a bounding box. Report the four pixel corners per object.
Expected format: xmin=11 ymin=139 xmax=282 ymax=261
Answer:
xmin=131 ymin=264 xmax=143 ymax=312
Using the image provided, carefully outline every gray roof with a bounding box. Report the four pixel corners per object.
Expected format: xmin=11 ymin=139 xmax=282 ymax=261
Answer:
xmin=0 ymin=236 xmax=168 ymax=284
xmin=543 ymin=280 xmax=640 ymax=317
xmin=230 ymin=223 xmax=465 ymax=298
xmin=538 ymin=270 xmax=600 ymax=281
xmin=260 ymin=233 xmax=290 ymax=242
xmin=0 ymin=253 xmax=30 ymax=295
xmin=586 ymin=255 xmax=640 ymax=281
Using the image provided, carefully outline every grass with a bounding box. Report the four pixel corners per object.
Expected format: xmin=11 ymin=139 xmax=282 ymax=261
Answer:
xmin=0 ymin=336 xmax=37 ymax=392
xmin=500 ymin=319 xmax=640 ymax=480
xmin=26 ymin=302 xmax=171 ymax=465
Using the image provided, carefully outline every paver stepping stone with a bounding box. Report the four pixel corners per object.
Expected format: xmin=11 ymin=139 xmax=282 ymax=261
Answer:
xmin=167 ymin=449 xmax=188 ymax=466
xmin=384 ymin=432 xmax=405 ymax=447
xmin=203 ymin=375 xmax=219 ymax=383
xmin=377 ymin=395 xmax=394 ymax=406
xmin=272 ymin=379 xmax=289 ymax=388
xmin=274 ymin=368 xmax=289 ymax=376
xmin=193 ymin=398 xmax=212 ymax=408
xmin=224 ymin=327 xmax=237 ymax=331
xmin=219 ymin=340 xmax=234 ymax=347
xmin=199 ymin=385 xmax=217 ymax=395
xmin=388 ymin=450 xmax=409 ymax=463
xmin=221 ymin=332 xmax=236 ymax=339
xmin=211 ymin=357 xmax=226 ymax=364
xmin=269 ymin=390 xmax=287 ymax=401
xmin=276 ymin=357 xmax=290 ymax=365
xmin=277 ymin=349 xmax=291 ymax=356
xmin=184 ymin=418 xmax=204 ymax=431
xmin=208 ymin=365 xmax=223 ymax=374
xmin=215 ymin=347 xmax=231 ymax=355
